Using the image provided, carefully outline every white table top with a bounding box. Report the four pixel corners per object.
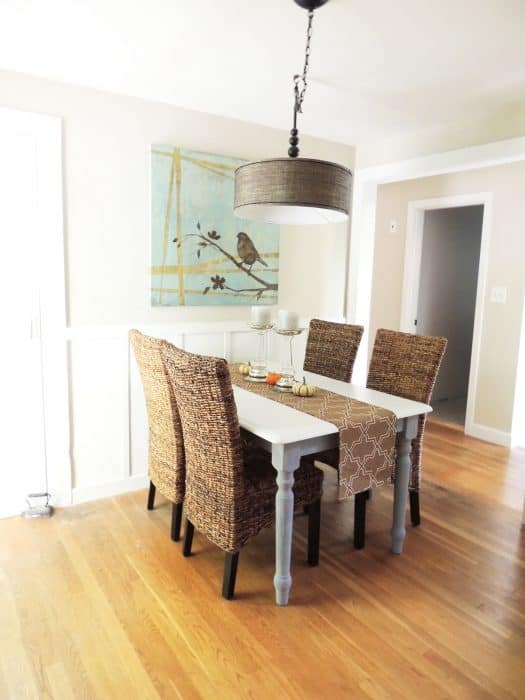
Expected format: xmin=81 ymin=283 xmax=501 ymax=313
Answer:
xmin=234 ymin=371 xmax=431 ymax=446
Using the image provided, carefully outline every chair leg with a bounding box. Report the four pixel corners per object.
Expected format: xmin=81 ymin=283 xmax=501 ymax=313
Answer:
xmin=307 ymin=499 xmax=321 ymax=566
xmin=183 ymin=520 xmax=194 ymax=557
xmin=410 ymin=490 xmax=421 ymax=526
xmin=171 ymin=502 xmax=183 ymax=542
xmin=354 ymin=491 xmax=367 ymax=550
xmin=147 ymin=481 xmax=156 ymax=510
xmin=222 ymin=552 xmax=240 ymax=600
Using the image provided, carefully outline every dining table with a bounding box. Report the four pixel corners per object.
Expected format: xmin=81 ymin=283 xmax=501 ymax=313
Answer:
xmin=233 ymin=370 xmax=432 ymax=606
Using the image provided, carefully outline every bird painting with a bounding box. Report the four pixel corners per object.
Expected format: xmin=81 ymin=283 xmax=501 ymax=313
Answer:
xmin=151 ymin=145 xmax=279 ymax=306
xmin=237 ymin=232 xmax=268 ymax=270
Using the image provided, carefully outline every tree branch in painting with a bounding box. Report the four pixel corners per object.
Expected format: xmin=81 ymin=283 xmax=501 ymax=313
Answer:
xmin=180 ymin=222 xmax=277 ymax=300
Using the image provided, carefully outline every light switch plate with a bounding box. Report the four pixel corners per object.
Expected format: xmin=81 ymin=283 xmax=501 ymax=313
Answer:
xmin=389 ymin=219 xmax=397 ymax=233
xmin=490 ymin=285 xmax=507 ymax=304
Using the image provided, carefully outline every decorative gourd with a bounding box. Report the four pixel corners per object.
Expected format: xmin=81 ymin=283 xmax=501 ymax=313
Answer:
xmin=238 ymin=362 xmax=251 ymax=376
xmin=266 ymin=372 xmax=282 ymax=385
xmin=292 ymin=377 xmax=316 ymax=397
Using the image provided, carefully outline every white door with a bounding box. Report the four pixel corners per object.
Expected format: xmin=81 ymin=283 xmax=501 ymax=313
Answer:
xmin=0 ymin=132 xmax=47 ymax=517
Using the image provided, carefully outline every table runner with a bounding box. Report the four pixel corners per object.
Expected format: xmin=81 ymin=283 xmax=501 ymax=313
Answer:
xmin=230 ymin=367 xmax=397 ymax=500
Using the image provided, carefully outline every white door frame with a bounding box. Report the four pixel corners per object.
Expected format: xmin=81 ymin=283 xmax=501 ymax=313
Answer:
xmin=0 ymin=107 xmax=71 ymax=506
xmin=399 ymin=192 xmax=493 ymax=437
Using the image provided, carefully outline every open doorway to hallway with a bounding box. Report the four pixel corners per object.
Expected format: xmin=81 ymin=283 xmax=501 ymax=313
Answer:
xmin=416 ymin=205 xmax=484 ymax=427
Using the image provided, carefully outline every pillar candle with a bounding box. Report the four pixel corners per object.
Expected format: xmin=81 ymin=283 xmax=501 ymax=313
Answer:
xmin=251 ymin=305 xmax=271 ymax=327
xmin=277 ymin=309 xmax=299 ymax=331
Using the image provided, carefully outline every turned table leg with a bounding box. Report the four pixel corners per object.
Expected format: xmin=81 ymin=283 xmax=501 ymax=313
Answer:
xmin=391 ymin=416 xmax=418 ymax=555
xmin=272 ymin=443 xmax=301 ymax=606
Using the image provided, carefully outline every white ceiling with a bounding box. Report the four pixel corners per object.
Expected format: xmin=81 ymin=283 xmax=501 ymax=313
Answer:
xmin=0 ymin=0 xmax=524 ymax=146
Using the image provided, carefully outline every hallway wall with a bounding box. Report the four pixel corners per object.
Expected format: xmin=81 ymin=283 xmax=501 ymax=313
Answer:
xmin=417 ymin=206 xmax=483 ymax=401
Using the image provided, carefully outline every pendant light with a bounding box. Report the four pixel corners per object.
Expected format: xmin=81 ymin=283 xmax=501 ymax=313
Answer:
xmin=234 ymin=0 xmax=351 ymax=226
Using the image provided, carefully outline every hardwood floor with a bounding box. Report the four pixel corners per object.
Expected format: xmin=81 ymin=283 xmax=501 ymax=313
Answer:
xmin=1 ymin=423 xmax=524 ymax=699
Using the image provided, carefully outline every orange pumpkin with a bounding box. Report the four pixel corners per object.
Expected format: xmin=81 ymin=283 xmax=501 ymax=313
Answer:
xmin=266 ymin=372 xmax=282 ymax=385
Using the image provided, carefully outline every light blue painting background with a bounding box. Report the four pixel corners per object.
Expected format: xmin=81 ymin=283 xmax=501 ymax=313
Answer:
xmin=151 ymin=146 xmax=279 ymax=306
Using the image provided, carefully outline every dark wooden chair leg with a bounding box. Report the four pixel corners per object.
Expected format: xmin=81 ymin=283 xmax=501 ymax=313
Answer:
xmin=354 ymin=491 xmax=367 ymax=550
xmin=171 ymin=502 xmax=183 ymax=542
xmin=222 ymin=552 xmax=240 ymax=600
xmin=410 ymin=490 xmax=421 ymax=526
xmin=365 ymin=489 xmax=371 ymax=500
xmin=183 ymin=520 xmax=194 ymax=557
xmin=307 ymin=499 xmax=321 ymax=566
xmin=147 ymin=481 xmax=156 ymax=510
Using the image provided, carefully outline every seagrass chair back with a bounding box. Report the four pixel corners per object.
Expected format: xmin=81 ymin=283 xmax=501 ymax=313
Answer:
xmin=367 ymin=328 xmax=447 ymax=492
xmin=129 ymin=330 xmax=185 ymax=505
xmin=163 ymin=344 xmax=259 ymax=553
xmin=303 ymin=319 xmax=364 ymax=382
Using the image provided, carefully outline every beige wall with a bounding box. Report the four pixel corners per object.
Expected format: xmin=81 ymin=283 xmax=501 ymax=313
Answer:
xmin=0 ymin=71 xmax=357 ymax=502
xmin=0 ymin=70 xmax=354 ymax=326
xmin=370 ymin=161 xmax=525 ymax=435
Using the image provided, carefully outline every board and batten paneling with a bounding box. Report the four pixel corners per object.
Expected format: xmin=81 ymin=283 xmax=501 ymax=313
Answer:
xmin=67 ymin=321 xmax=308 ymax=504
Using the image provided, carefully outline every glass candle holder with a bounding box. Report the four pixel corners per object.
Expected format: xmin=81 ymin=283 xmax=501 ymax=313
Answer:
xmin=274 ymin=328 xmax=304 ymax=391
xmin=247 ymin=322 xmax=274 ymax=381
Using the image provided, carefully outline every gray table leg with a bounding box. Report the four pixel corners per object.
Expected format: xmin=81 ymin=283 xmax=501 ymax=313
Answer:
xmin=391 ymin=416 xmax=418 ymax=554
xmin=272 ymin=443 xmax=301 ymax=606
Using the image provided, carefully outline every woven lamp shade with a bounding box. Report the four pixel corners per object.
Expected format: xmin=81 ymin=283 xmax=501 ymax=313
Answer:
xmin=234 ymin=158 xmax=352 ymax=225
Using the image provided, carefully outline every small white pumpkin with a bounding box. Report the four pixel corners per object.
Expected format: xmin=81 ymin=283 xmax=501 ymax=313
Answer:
xmin=292 ymin=377 xmax=316 ymax=397
xmin=238 ymin=362 xmax=251 ymax=376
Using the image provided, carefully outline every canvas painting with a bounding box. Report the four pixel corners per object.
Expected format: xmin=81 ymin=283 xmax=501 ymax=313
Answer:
xmin=150 ymin=146 xmax=279 ymax=306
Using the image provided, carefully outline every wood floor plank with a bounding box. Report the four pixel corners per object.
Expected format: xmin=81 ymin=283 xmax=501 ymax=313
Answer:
xmin=44 ymin=663 xmax=76 ymax=700
xmin=0 ymin=423 xmax=524 ymax=699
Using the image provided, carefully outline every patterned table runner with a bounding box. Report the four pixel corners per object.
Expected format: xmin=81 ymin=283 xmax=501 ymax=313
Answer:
xmin=230 ymin=367 xmax=397 ymax=500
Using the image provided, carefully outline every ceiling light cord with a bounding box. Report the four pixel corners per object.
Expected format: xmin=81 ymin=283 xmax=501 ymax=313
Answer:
xmin=289 ymin=9 xmax=314 ymax=158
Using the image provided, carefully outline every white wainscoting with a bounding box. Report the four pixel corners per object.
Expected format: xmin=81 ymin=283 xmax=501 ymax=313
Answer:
xmin=66 ymin=321 xmax=308 ymax=505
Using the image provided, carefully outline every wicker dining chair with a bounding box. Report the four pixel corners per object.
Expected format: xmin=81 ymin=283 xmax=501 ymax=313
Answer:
xmin=162 ymin=343 xmax=324 ymax=600
xmin=355 ymin=328 xmax=448 ymax=541
xmin=129 ymin=330 xmax=185 ymax=541
xmin=303 ymin=318 xmax=364 ymax=382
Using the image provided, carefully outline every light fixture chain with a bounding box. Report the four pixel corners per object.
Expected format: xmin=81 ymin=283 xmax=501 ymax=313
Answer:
xmin=294 ymin=9 xmax=314 ymax=114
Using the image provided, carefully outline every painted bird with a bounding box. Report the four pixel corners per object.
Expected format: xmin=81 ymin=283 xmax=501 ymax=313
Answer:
xmin=236 ymin=232 xmax=268 ymax=269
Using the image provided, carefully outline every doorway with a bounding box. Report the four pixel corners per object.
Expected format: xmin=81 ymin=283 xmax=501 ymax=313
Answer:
xmin=399 ymin=192 xmax=492 ymax=436
xmin=416 ymin=205 xmax=483 ymax=426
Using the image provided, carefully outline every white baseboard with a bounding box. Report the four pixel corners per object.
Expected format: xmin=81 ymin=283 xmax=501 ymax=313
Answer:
xmin=72 ymin=474 xmax=149 ymax=505
xmin=467 ymin=423 xmax=511 ymax=447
